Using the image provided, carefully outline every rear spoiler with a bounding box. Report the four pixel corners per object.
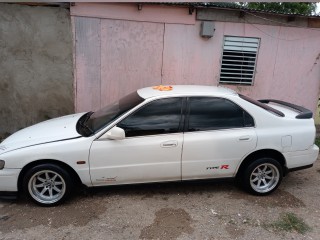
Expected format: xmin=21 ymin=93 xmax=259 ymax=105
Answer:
xmin=258 ymin=99 xmax=313 ymax=119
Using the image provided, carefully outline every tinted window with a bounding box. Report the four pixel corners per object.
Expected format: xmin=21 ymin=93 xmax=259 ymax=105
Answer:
xmin=244 ymin=111 xmax=255 ymax=127
xmin=83 ymin=91 xmax=144 ymax=136
xmin=118 ymin=98 xmax=183 ymax=137
xmin=188 ymin=97 xmax=254 ymax=131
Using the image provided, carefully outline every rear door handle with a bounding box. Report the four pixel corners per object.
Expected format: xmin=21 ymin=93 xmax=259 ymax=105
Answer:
xmin=161 ymin=140 xmax=178 ymax=148
xmin=239 ymin=136 xmax=251 ymax=141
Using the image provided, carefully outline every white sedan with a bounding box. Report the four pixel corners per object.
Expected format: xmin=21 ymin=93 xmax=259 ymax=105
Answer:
xmin=0 ymin=85 xmax=318 ymax=206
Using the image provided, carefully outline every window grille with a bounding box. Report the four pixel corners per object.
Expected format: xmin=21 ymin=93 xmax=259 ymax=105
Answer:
xmin=219 ymin=36 xmax=260 ymax=85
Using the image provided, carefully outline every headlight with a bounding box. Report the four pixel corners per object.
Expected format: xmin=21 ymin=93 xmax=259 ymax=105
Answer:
xmin=0 ymin=160 xmax=5 ymax=170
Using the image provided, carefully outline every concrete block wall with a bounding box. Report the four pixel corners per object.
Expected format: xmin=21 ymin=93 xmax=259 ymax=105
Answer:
xmin=0 ymin=3 xmax=74 ymax=138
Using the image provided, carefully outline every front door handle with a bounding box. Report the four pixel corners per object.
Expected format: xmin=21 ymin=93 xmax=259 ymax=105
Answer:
xmin=239 ymin=136 xmax=251 ymax=141
xmin=161 ymin=140 xmax=178 ymax=148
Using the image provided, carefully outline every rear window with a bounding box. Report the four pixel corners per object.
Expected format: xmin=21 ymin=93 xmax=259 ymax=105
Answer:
xmin=239 ymin=94 xmax=285 ymax=117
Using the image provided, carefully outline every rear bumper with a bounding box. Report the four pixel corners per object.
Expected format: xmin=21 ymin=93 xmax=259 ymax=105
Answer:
xmin=284 ymin=144 xmax=319 ymax=170
xmin=288 ymin=164 xmax=313 ymax=172
xmin=0 ymin=168 xmax=21 ymax=192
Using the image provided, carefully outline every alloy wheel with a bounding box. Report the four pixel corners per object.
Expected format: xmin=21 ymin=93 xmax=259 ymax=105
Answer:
xmin=28 ymin=170 xmax=66 ymax=204
xmin=249 ymin=163 xmax=280 ymax=193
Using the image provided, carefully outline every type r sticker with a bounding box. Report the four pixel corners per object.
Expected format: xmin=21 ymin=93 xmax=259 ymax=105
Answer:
xmin=206 ymin=165 xmax=229 ymax=170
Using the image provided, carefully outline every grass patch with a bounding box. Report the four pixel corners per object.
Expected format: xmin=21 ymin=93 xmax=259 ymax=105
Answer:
xmin=315 ymin=137 xmax=320 ymax=148
xmin=269 ymin=212 xmax=311 ymax=234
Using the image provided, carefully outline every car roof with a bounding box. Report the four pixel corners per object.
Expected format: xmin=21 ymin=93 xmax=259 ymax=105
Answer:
xmin=137 ymin=85 xmax=238 ymax=99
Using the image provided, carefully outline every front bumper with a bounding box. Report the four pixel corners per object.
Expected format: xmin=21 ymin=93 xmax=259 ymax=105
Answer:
xmin=284 ymin=144 xmax=319 ymax=170
xmin=0 ymin=168 xmax=21 ymax=192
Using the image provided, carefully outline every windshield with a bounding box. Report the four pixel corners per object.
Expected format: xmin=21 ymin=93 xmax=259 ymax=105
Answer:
xmin=77 ymin=91 xmax=144 ymax=136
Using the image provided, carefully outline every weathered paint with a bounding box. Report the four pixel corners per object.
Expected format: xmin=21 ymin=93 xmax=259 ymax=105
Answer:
xmin=222 ymin=23 xmax=320 ymax=113
xmin=71 ymin=3 xmax=195 ymax=25
xmin=162 ymin=22 xmax=217 ymax=86
xmin=0 ymin=3 xmax=73 ymax=137
xmin=74 ymin=17 xmax=101 ymax=112
xmin=72 ymin=3 xmax=320 ymax=114
xmin=100 ymin=19 xmax=163 ymax=106
xmin=197 ymin=8 xmax=311 ymax=27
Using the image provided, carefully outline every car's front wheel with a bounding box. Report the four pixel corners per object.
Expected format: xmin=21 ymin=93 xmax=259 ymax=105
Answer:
xmin=23 ymin=164 xmax=73 ymax=206
xmin=243 ymin=158 xmax=283 ymax=195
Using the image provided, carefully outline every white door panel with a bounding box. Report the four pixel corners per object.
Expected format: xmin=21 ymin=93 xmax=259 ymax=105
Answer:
xmin=182 ymin=128 xmax=257 ymax=180
xmin=89 ymin=133 xmax=183 ymax=186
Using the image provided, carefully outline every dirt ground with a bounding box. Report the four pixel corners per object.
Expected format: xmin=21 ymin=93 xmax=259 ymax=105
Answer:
xmin=0 ymin=158 xmax=320 ymax=240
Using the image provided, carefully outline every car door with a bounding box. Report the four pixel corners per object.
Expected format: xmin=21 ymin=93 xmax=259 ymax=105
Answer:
xmin=89 ymin=97 xmax=185 ymax=186
xmin=182 ymin=97 xmax=257 ymax=180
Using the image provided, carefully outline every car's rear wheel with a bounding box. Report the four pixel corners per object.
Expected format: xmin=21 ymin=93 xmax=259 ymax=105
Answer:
xmin=23 ymin=164 xmax=73 ymax=206
xmin=243 ymin=158 xmax=283 ymax=195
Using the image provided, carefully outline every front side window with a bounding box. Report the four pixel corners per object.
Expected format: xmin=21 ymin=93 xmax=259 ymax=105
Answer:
xmin=187 ymin=97 xmax=254 ymax=132
xmin=77 ymin=91 xmax=144 ymax=136
xmin=118 ymin=98 xmax=183 ymax=137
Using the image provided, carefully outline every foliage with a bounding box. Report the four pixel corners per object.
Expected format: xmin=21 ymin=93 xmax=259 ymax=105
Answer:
xmin=269 ymin=212 xmax=311 ymax=234
xmin=315 ymin=137 xmax=320 ymax=147
xmin=242 ymin=2 xmax=317 ymax=15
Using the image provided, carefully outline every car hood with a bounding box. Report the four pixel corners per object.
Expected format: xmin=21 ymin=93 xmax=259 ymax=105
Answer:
xmin=0 ymin=112 xmax=86 ymax=154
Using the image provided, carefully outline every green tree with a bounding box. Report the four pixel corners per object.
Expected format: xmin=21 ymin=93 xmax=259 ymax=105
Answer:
xmin=243 ymin=2 xmax=317 ymax=15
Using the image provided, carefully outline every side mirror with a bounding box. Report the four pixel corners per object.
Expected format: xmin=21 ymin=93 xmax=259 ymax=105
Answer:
xmin=100 ymin=126 xmax=125 ymax=140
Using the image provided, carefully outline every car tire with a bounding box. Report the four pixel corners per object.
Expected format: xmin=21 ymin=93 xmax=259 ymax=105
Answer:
xmin=243 ymin=158 xmax=283 ymax=195
xmin=22 ymin=163 xmax=73 ymax=206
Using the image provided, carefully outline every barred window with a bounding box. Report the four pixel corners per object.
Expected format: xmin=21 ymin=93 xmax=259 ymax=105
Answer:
xmin=219 ymin=36 xmax=260 ymax=85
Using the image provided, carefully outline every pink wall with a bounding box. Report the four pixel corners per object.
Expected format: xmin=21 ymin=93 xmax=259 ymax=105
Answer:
xmin=100 ymin=19 xmax=164 ymax=107
xmin=219 ymin=23 xmax=320 ymax=113
xmin=72 ymin=3 xmax=320 ymax=114
xmin=71 ymin=3 xmax=195 ymax=25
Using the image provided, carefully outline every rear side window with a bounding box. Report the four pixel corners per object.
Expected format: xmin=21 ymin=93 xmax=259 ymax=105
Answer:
xmin=187 ymin=97 xmax=254 ymax=131
xmin=118 ymin=98 xmax=183 ymax=137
